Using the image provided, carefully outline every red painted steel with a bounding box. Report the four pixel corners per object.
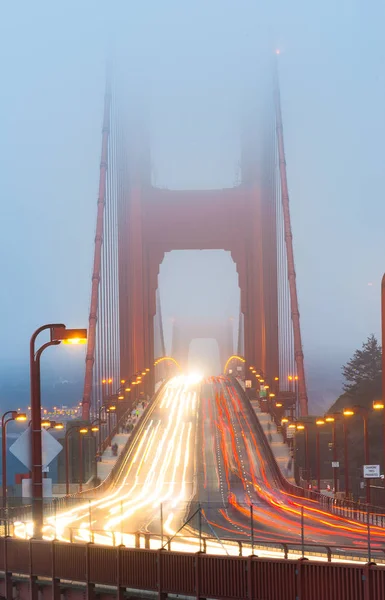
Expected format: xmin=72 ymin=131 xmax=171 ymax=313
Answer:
xmin=299 ymin=562 xmax=366 ymax=600
xmin=88 ymin=545 xmax=118 ymax=586
xmin=6 ymin=538 xmax=29 ymax=572
xmin=2 ymin=538 xmax=385 ymax=599
xmin=199 ymin=554 xmax=248 ymax=599
xmin=30 ymin=540 xmax=52 ymax=578
xmin=274 ymin=61 xmax=309 ymax=416
xmin=160 ymin=552 xmax=195 ymax=596
xmin=252 ymin=559 xmax=297 ymax=600
xmin=119 ymin=548 xmax=158 ymax=591
xmin=54 ymin=542 xmax=87 ymax=582
xmin=82 ymin=70 xmax=111 ymax=421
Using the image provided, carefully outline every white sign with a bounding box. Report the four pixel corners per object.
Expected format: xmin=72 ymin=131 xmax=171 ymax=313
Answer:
xmin=228 ymin=369 xmax=233 ymax=374
xmin=245 ymin=380 xmax=252 ymax=388
xmin=363 ymin=464 xmax=380 ymax=479
xmin=332 ymin=461 xmax=339 ymax=468
xmin=22 ymin=478 xmax=52 ymax=498
xmin=9 ymin=427 xmax=63 ymax=470
xmin=236 ymin=366 xmax=242 ymax=372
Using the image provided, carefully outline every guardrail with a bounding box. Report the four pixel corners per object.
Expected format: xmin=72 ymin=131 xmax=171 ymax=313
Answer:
xmin=231 ymin=377 xmax=385 ymax=525
xmin=0 ymin=536 xmax=384 ymax=600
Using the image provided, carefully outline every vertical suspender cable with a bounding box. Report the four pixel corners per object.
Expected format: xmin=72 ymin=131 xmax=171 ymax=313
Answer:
xmin=82 ymin=68 xmax=111 ymax=421
xmin=274 ymin=57 xmax=308 ymax=416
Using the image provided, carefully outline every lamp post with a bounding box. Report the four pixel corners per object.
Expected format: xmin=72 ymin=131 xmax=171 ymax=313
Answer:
xmin=30 ymin=324 xmax=87 ymax=536
xmin=324 ymin=416 xmax=338 ymax=494
xmin=2 ymin=411 xmax=27 ymax=510
xmin=315 ymin=419 xmax=325 ymax=492
xmin=65 ymin=426 xmax=88 ymax=495
xmin=343 ymin=418 xmax=350 ymax=497
xmin=296 ymin=424 xmax=309 ymax=485
xmin=343 ymin=405 xmax=383 ymax=504
xmin=97 ymin=404 xmax=107 ymax=454
xmin=90 ymin=421 xmax=100 ymax=479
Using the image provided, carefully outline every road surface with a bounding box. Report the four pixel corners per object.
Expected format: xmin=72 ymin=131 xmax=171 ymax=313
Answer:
xmin=14 ymin=375 xmax=385 ymax=559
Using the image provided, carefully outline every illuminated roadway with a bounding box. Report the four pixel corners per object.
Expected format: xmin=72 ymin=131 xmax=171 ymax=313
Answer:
xmin=14 ymin=375 xmax=385 ymax=559
xmin=199 ymin=377 xmax=385 ymax=555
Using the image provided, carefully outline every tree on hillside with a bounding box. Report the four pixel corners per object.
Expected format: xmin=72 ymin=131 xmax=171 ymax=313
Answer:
xmin=342 ymin=334 xmax=382 ymax=394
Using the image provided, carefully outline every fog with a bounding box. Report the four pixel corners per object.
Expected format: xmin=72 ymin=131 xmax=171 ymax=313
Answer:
xmin=1 ymin=1 xmax=385 ymax=405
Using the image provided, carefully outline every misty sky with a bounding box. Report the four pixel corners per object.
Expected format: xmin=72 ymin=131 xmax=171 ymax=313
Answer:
xmin=1 ymin=1 xmax=385 ymax=393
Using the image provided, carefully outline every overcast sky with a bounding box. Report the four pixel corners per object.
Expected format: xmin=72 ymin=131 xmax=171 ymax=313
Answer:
xmin=1 ymin=1 xmax=384 ymax=390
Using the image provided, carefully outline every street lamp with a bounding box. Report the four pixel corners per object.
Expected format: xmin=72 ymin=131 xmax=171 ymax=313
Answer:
xmin=342 ymin=405 xmax=382 ymax=504
xmin=30 ymin=324 xmax=87 ymax=536
xmin=2 ymin=411 xmax=27 ymax=510
xmin=324 ymin=416 xmax=339 ymax=494
xmin=296 ymin=423 xmax=309 ymax=485
xmin=315 ymin=419 xmax=325 ymax=492
xmin=65 ymin=426 xmax=88 ymax=495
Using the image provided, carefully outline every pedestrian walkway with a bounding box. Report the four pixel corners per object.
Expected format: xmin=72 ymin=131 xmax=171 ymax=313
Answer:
xmin=96 ymin=401 xmax=148 ymax=481
xmin=250 ymin=399 xmax=295 ymax=483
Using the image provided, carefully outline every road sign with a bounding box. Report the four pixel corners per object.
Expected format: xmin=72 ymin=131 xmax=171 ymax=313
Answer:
xmin=236 ymin=366 xmax=242 ymax=372
xmin=332 ymin=461 xmax=339 ymax=468
xmin=9 ymin=427 xmax=63 ymax=470
xmin=245 ymin=380 xmax=252 ymax=388
xmin=363 ymin=464 xmax=380 ymax=478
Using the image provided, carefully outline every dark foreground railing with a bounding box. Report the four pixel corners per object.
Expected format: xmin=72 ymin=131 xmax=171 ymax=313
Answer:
xmin=0 ymin=536 xmax=384 ymax=600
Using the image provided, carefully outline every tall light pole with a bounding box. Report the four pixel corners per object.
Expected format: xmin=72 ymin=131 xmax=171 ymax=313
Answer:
xmin=65 ymin=426 xmax=88 ymax=495
xmin=315 ymin=419 xmax=325 ymax=492
xmin=343 ymin=404 xmax=383 ymax=504
xmin=30 ymin=324 xmax=87 ymax=536
xmin=2 ymin=411 xmax=27 ymax=510
xmin=324 ymin=416 xmax=339 ymax=494
xmin=296 ymin=424 xmax=309 ymax=485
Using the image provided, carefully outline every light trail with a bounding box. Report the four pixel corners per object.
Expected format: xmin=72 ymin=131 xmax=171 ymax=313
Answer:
xmin=14 ymin=375 xmax=201 ymax=544
xmin=13 ymin=374 xmax=385 ymax=563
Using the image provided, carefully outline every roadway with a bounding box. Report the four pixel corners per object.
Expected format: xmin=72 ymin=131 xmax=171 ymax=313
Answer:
xmin=198 ymin=376 xmax=385 ymax=555
xmin=39 ymin=374 xmax=200 ymax=546
xmin=13 ymin=374 xmax=385 ymax=558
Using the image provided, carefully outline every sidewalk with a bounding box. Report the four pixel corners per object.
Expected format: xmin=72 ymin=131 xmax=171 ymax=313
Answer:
xmin=96 ymin=401 xmax=148 ymax=481
xmin=250 ymin=399 xmax=295 ymax=483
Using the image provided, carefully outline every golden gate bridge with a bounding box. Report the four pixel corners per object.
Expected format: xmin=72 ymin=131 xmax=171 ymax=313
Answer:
xmin=1 ymin=55 xmax=385 ymax=600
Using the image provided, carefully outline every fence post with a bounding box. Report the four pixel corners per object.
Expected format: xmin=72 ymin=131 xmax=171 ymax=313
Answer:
xmin=29 ymin=539 xmax=38 ymax=600
xmin=51 ymin=539 xmax=61 ymax=600
xmin=363 ymin=563 xmax=373 ymax=600
xmin=117 ymin=544 xmax=125 ymax=600
xmin=3 ymin=537 xmax=13 ymax=600
xmin=296 ymin=558 xmax=308 ymax=600
xmin=85 ymin=542 xmax=95 ymax=600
